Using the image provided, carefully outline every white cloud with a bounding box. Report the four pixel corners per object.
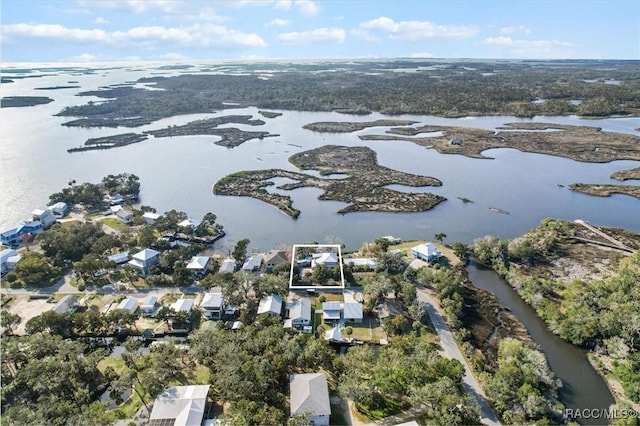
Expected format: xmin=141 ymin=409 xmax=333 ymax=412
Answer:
xmin=2 ymin=22 xmax=267 ymax=49
xmin=295 ymin=0 xmax=319 ymax=16
xmin=67 ymin=53 xmax=99 ymax=62
xmin=93 ymin=16 xmax=109 ymax=25
xmin=410 ymin=52 xmax=434 ymax=58
xmin=275 ymin=0 xmax=292 ymax=9
xmin=360 ymin=16 xmax=477 ymax=40
xmin=158 ymin=52 xmax=190 ymax=60
xmin=75 ymin=0 xmax=182 ymax=14
xmin=277 ymin=27 xmax=345 ymax=45
xmin=482 ymin=36 xmax=574 ymax=58
xmin=350 ymin=28 xmax=380 ymax=43
xmin=500 ymin=25 xmax=532 ymax=35
xmin=267 ymin=18 xmax=291 ymax=27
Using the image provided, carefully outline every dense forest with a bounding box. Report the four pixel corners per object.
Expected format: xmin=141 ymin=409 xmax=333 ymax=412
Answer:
xmin=56 ymin=60 xmax=640 ymax=128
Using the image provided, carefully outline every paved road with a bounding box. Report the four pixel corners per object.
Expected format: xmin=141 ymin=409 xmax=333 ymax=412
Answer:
xmin=417 ymin=287 xmax=501 ymax=426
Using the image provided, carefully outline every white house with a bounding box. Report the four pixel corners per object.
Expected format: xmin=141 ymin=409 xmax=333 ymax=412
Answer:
xmin=117 ymin=298 xmax=138 ymax=314
xmin=219 ymin=258 xmax=236 ymax=274
xmin=321 ymin=302 xmax=341 ymax=322
xmin=324 ymin=327 xmax=343 ymax=342
xmin=186 ymin=256 xmax=210 ymax=277
xmin=142 ymin=211 xmax=161 ymax=224
xmin=128 ymin=248 xmax=160 ymax=276
xmin=411 ymin=243 xmax=443 ymax=263
xmin=286 ymin=299 xmax=312 ymax=327
xmin=0 ymin=249 xmax=21 ymax=275
xmin=149 ymin=384 xmax=210 ymax=426
xmin=140 ymin=296 xmax=158 ymax=316
xmin=257 ymin=294 xmax=282 ymax=317
xmin=200 ymin=293 xmax=224 ymax=320
xmin=242 ymin=255 xmax=263 ymax=273
xmin=289 ymin=373 xmax=331 ymax=425
xmin=171 ymin=298 xmax=194 ymax=313
xmin=312 ymin=252 xmax=338 ymax=268
xmin=178 ymin=218 xmax=202 ymax=230
xmin=47 ymin=202 xmax=69 ymax=217
xmin=116 ymin=209 xmax=134 ymax=225
xmin=32 ymin=208 xmax=56 ymax=228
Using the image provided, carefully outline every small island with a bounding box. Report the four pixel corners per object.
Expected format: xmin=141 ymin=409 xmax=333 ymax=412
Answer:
xmin=359 ymin=122 xmax=640 ymax=163
xmin=214 ymin=145 xmax=445 ymax=218
xmin=1 ymin=96 xmax=54 ymax=108
xmin=258 ymin=110 xmax=283 ymax=118
xmin=569 ymin=183 xmax=640 ymax=200
xmin=35 ymin=85 xmax=81 ymax=90
xmin=611 ymin=167 xmax=640 ymax=181
xmin=303 ymin=119 xmax=418 ymax=133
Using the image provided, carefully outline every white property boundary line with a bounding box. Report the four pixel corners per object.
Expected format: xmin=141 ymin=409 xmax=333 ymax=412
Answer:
xmin=288 ymin=244 xmax=345 ymax=290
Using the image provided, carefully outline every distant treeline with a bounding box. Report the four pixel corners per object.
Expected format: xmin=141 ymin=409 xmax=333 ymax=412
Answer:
xmin=56 ymin=60 xmax=640 ymax=127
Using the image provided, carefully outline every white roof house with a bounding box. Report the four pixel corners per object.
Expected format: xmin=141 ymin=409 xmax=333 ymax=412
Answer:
xmin=1 ymin=248 xmax=21 ymax=274
xmin=149 ymin=384 xmax=210 ymax=426
xmin=312 ymin=252 xmax=338 ymax=268
xmin=242 ymin=255 xmax=263 ymax=273
xmin=142 ymin=211 xmax=161 ymax=224
xmin=287 ymin=299 xmax=312 ymax=325
xmin=107 ymin=252 xmax=129 ymax=264
xmin=324 ymin=327 xmax=343 ymax=342
xmin=257 ymin=294 xmax=282 ymax=317
xmin=290 ymin=373 xmax=331 ymax=425
xmin=344 ymin=258 xmax=378 ymax=270
xmin=140 ymin=296 xmax=158 ymax=315
xmin=47 ymin=201 xmax=69 ymax=217
xmin=128 ymin=248 xmax=160 ymax=276
xmin=219 ymin=258 xmax=236 ymax=274
xmin=186 ymin=256 xmax=210 ymax=275
xmin=171 ymin=298 xmax=194 ymax=313
xmin=117 ymin=298 xmax=138 ymax=314
xmin=200 ymin=293 xmax=224 ymax=319
xmin=178 ymin=218 xmax=202 ymax=229
xmin=411 ymin=243 xmax=443 ymax=263
xmin=32 ymin=208 xmax=56 ymax=227
xmin=116 ymin=209 xmax=134 ymax=225
xmin=322 ymin=302 xmax=341 ymax=321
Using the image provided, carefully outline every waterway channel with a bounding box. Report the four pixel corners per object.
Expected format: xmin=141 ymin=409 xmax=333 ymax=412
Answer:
xmin=467 ymin=260 xmax=615 ymax=425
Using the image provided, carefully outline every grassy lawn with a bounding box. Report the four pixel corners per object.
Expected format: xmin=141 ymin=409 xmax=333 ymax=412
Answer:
xmin=99 ymin=217 xmax=131 ymax=232
xmin=194 ymin=365 xmax=210 ymax=384
xmin=314 ymin=292 xmax=344 ymax=310
xmin=357 ymin=397 xmax=402 ymax=420
xmin=59 ymin=219 xmax=81 ymax=228
xmin=97 ymin=356 xmax=127 ymax=373
xmin=349 ymin=316 xmax=387 ymax=343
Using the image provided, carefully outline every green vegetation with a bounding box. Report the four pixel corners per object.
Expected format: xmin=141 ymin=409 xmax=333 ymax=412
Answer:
xmin=611 ymin=167 xmax=640 ymax=181
xmin=473 ymin=219 xmax=640 ymax=404
xmin=214 ymin=145 xmax=445 ymax=217
xmin=56 ymin=60 xmax=640 ymax=128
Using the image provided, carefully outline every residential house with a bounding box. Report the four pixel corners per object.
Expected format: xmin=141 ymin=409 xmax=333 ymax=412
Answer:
xmin=289 ymin=373 xmax=331 ymax=425
xmin=321 ymin=302 xmax=341 ymax=322
xmin=312 ymin=253 xmax=338 ymax=268
xmin=242 ymin=255 xmax=263 ymax=273
xmin=149 ymin=384 xmax=210 ymax=426
xmin=128 ymin=248 xmax=160 ymax=276
xmin=324 ymin=327 xmax=343 ymax=342
xmin=52 ymin=295 xmax=78 ymax=315
xmin=140 ymin=296 xmax=158 ymax=316
xmin=107 ymin=252 xmax=130 ymax=265
xmin=110 ymin=205 xmax=123 ymax=214
xmin=1 ymin=221 xmax=44 ymax=247
xmin=344 ymin=258 xmax=377 ymax=270
xmin=263 ymin=250 xmax=288 ymax=273
xmin=343 ymin=302 xmax=363 ymax=323
xmin=186 ymin=256 xmax=210 ymax=277
xmin=200 ymin=293 xmax=224 ymax=320
xmin=0 ymin=249 xmax=21 ymax=275
xmin=47 ymin=202 xmax=69 ymax=217
xmin=411 ymin=243 xmax=443 ymax=263
xmin=117 ymin=298 xmax=138 ymax=315
xmin=142 ymin=211 xmax=161 ymax=224
xmin=171 ymin=298 xmax=194 ymax=314
xmin=105 ymin=193 xmax=124 ymax=206
xmin=116 ymin=209 xmax=134 ymax=225
xmin=286 ymin=299 xmax=312 ymax=327
xmin=381 ymin=235 xmax=402 ymax=244
xmin=178 ymin=218 xmax=202 ymax=230
xmin=219 ymin=258 xmax=236 ymax=274
xmin=257 ymin=293 xmax=282 ymax=317
xmin=32 ymin=208 xmax=56 ymax=228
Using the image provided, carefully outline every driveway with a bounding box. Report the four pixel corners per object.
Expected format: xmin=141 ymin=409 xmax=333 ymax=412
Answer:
xmin=417 ymin=287 xmax=500 ymax=426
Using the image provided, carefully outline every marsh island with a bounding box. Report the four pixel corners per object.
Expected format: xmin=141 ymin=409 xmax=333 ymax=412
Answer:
xmin=214 ymin=145 xmax=445 ymax=217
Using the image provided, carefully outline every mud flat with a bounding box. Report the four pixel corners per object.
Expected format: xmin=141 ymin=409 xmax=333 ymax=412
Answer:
xmin=569 ymin=183 xmax=640 ymax=200
xmin=214 ymin=145 xmax=445 ymax=218
xmin=359 ymin=122 xmax=640 ymax=163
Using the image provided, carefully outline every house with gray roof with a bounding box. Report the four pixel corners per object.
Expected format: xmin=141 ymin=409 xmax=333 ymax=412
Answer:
xmin=219 ymin=258 xmax=236 ymax=274
xmin=128 ymin=248 xmax=160 ymax=276
xmin=289 ymin=373 xmax=331 ymax=425
xmin=321 ymin=302 xmax=341 ymax=322
xmin=242 ymin=254 xmax=263 ymax=273
xmin=149 ymin=384 xmax=210 ymax=426
xmin=200 ymin=292 xmax=224 ymax=320
xmin=116 ymin=208 xmax=134 ymax=225
xmin=264 ymin=250 xmax=289 ymax=272
xmin=286 ymin=298 xmax=312 ymax=327
xmin=117 ymin=298 xmax=138 ymax=315
xmin=52 ymin=294 xmax=78 ymax=315
xmin=186 ymin=256 xmax=210 ymax=277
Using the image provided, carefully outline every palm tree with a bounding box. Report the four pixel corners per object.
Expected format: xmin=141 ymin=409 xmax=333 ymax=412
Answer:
xmin=434 ymin=232 xmax=447 ymax=243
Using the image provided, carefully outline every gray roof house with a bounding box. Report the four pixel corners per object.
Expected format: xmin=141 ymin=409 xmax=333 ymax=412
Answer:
xmin=116 ymin=208 xmax=134 ymax=225
xmin=286 ymin=299 xmax=312 ymax=326
xmin=322 ymin=301 xmax=341 ymax=321
xmin=128 ymin=248 xmax=160 ymax=276
xmin=107 ymin=251 xmax=130 ymax=265
xmin=141 ymin=296 xmax=158 ymax=316
xmin=290 ymin=373 xmax=331 ymax=425
xmin=312 ymin=252 xmax=338 ymax=268
xmin=242 ymin=255 xmax=263 ymax=273
xmin=343 ymin=302 xmax=363 ymax=323
xmin=219 ymin=258 xmax=236 ymax=274
xmin=51 ymin=294 xmax=78 ymax=314
xmin=186 ymin=256 xmax=210 ymax=277
xmin=117 ymin=298 xmax=138 ymax=314
xmin=264 ymin=250 xmax=289 ymax=272
xmin=257 ymin=293 xmax=282 ymax=317
xmin=200 ymin=292 xmax=224 ymax=320
xmin=149 ymin=384 xmax=210 ymax=426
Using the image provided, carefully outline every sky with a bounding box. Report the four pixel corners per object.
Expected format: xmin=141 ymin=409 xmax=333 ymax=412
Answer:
xmin=1 ymin=0 xmax=639 ymax=63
